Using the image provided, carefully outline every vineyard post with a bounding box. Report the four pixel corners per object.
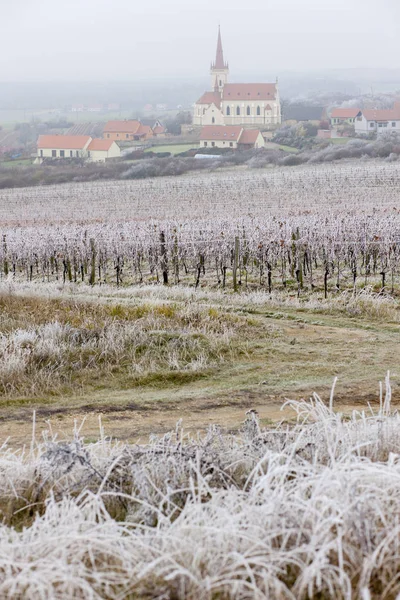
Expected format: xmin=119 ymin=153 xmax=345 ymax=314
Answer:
xmin=2 ymin=235 xmax=8 ymax=277
xmin=233 ymin=236 xmax=239 ymax=292
xmin=160 ymin=231 xmax=168 ymax=285
xmin=89 ymin=238 xmax=96 ymax=286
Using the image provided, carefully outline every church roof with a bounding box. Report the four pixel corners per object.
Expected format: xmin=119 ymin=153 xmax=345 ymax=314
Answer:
xmin=222 ymin=83 xmax=277 ymax=101
xmin=200 ymin=125 xmax=243 ymax=141
xmin=196 ymin=91 xmax=222 ymax=108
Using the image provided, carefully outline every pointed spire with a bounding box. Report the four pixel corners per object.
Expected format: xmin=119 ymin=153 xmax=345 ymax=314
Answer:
xmin=213 ymin=26 xmax=227 ymax=70
xmin=213 ymin=75 xmax=219 ymax=92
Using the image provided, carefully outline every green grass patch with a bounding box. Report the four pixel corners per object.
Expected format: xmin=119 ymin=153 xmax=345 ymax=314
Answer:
xmin=145 ymin=144 xmax=197 ymax=155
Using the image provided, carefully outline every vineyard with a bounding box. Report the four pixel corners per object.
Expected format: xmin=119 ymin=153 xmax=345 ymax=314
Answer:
xmin=1 ymin=162 xmax=400 ymax=225
xmin=0 ymin=161 xmax=400 ymax=294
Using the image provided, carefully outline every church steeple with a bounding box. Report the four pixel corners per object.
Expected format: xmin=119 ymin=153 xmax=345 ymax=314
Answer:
xmin=210 ymin=26 xmax=229 ymax=92
xmin=213 ymin=26 xmax=228 ymax=70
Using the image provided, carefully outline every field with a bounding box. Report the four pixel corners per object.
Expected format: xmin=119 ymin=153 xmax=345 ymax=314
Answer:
xmin=144 ymin=143 xmax=197 ymax=154
xmin=1 ymin=159 xmax=400 ymax=597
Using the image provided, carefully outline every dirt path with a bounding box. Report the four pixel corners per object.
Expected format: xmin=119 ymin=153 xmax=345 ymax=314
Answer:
xmin=0 ymin=396 xmax=369 ymax=448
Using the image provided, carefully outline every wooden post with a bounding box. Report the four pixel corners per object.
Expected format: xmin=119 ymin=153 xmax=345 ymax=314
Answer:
xmin=89 ymin=238 xmax=96 ymax=286
xmin=160 ymin=231 xmax=168 ymax=285
xmin=233 ymin=236 xmax=239 ymax=292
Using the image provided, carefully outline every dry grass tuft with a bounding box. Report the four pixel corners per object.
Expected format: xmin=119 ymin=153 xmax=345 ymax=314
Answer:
xmin=0 ymin=293 xmax=252 ymax=399
xmin=0 ymin=379 xmax=399 ymax=597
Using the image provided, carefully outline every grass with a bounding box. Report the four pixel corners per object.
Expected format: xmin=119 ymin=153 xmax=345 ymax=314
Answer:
xmin=145 ymin=143 xmax=197 ymax=155
xmin=0 ymin=283 xmax=399 ymax=421
xmin=0 ymin=292 xmax=254 ymax=401
xmin=1 ymin=158 xmax=32 ymax=167
xmin=329 ymin=137 xmax=352 ymax=144
xmin=0 ymin=389 xmax=400 ymax=597
xmin=265 ymin=142 xmax=299 ymax=153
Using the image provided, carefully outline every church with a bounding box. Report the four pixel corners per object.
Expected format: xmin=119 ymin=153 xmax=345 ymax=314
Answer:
xmin=193 ymin=28 xmax=281 ymax=129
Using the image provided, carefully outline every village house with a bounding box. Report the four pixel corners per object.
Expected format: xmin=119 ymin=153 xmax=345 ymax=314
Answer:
xmin=355 ymin=104 xmax=400 ymax=135
xmin=330 ymin=108 xmax=360 ymax=127
xmin=199 ymin=125 xmax=264 ymax=150
xmin=103 ymin=120 xmax=155 ymax=142
xmin=194 ymin=28 xmax=281 ymax=129
xmin=35 ymin=135 xmax=120 ymax=164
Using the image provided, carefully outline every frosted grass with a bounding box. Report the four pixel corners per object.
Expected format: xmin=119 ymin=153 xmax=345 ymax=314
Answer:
xmin=0 ymin=378 xmax=399 ymax=597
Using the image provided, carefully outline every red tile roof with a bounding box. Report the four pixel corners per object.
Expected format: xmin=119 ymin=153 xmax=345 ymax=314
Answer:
xmin=239 ymin=129 xmax=261 ymax=144
xmin=87 ymin=139 xmax=115 ymax=151
xmin=153 ymin=125 xmax=165 ymax=134
xmin=37 ymin=135 xmax=91 ymax=149
xmin=362 ymin=108 xmax=400 ymax=122
xmin=137 ymin=124 xmax=153 ymax=136
xmin=196 ymin=91 xmax=222 ymax=108
xmin=200 ymin=125 xmax=243 ymax=141
xmin=331 ymin=108 xmax=360 ymax=118
xmin=103 ymin=120 xmax=141 ymax=134
xmin=222 ymin=83 xmax=277 ymax=101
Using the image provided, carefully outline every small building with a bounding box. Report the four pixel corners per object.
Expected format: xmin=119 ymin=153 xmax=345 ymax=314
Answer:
xmin=330 ymin=108 xmax=360 ymax=127
xmin=199 ymin=125 xmax=264 ymax=150
xmin=140 ymin=119 xmax=166 ymax=137
xmin=237 ymin=128 xmax=265 ymax=150
xmin=35 ymin=135 xmax=91 ymax=163
xmin=87 ymin=139 xmax=121 ymax=162
xmin=355 ymin=104 xmax=400 ymax=135
xmin=35 ymin=135 xmax=120 ymax=163
xmin=103 ymin=120 xmax=154 ymax=142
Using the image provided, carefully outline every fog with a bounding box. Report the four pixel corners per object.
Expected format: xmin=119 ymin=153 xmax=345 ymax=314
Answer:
xmin=1 ymin=0 xmax=399 ymax=81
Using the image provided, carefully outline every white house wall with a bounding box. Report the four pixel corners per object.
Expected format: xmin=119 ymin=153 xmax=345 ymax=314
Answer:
xmin=355 ymin=115 xmax=400 ymax=135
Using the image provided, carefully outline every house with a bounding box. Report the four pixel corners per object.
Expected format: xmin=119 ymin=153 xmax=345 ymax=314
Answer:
xmin=35 ymin=135 xmax=120 ymax=163
xmin=194 ymin=27 xmax=281 ymax=129
xmin=87 ymin=139 xmax=121 ymax=162
xmin=355 ymin=103 xmax=400 ymax=135
xmin=140 ymin=119 xmax=166 ymax=137
xmin=237 ymin=128 xmax=265 ymax=150
xmin=103 ymin=120 xmax=154 ymax=142
xmin=199 ymin=125 xmax=264 ymax=150
xmin=330 ymin=108 xmax=360 ymax=127
xmin=35 ymin=135 xmax=91 ymax=163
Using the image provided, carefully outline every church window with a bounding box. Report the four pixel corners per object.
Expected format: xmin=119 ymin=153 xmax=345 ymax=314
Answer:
xmin=226 ymin=106 xmax=230 ymax=116
xmin=212 ymin=117 xmax=215 ymax=124
xmin=246 ymin=106 xmax=250 ymax=116
xmin=257 ymin=106 xmax=261 ymax=116
xmin=203 ymin=108 xmax=206 ymax=115
xmin=236 ymin=106 xmax=240 ymax=115
xmin=219 ymin=80 xmax=222 ymax=87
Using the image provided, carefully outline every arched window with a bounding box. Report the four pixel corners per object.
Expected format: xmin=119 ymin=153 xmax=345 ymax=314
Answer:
xmin=203 ymin=108 xmax=206 ymax=115
xmin=212 ymin=117 xmax=215 ymax=124
xmin=246 ymin=106 xmax=251 ymax=116
xmin=256 ymin=106 xmax=261 ymax=116
xmin=226 ymin=106 xmax=230 ymax=116
xmin=236 ymin=106 xmax=240 ymax=116
xmin=219 ymin=80 xmax=222 ymax=87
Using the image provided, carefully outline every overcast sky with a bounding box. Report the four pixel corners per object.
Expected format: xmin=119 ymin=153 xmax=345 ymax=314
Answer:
xmin=1 ymin=0 xmax=400 ymax=81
